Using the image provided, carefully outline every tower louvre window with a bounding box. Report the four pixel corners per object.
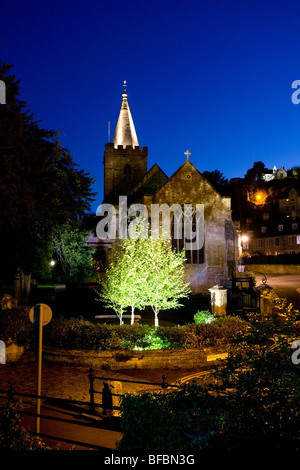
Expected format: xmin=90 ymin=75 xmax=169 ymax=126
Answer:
xmin=124 ymin=164 xmax=131 ymax=181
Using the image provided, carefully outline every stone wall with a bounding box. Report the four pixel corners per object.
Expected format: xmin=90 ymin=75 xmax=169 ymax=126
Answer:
xmin=42 ymin=345 xmax=229 ymax=370
xmin=246 ymin=264 xmax=300 ymax=275
xmin=103 ymin=143 xmax=148 ymax=202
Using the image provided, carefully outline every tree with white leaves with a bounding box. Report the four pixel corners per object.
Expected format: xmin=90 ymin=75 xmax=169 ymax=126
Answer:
xmin=97 ymin=227 xmax=190 ymax=328
xmin=142 ymin=233 xmax=190 ymax=328
xmin=97 ymin=235 xmax=148 ymax=325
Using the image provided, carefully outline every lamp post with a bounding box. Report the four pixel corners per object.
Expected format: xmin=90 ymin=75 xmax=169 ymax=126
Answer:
xmin=50 ymin=260 xmax=56 ymax=286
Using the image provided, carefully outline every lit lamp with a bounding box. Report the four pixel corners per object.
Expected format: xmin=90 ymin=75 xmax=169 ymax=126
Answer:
xmin=50 ymin=260 xmax=56 ymax=285
xmin=241 ymin=234 xmax=249 ymax=256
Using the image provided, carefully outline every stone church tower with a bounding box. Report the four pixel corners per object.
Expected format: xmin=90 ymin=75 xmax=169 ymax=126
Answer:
xmin=103 ymin=82 xmax=148 ymax=204
xmin=99 ymin=84 xmax=239 ymax=295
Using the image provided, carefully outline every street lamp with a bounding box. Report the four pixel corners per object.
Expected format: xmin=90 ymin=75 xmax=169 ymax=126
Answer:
xmin=50 ymin=260 xmax=56 ymax=285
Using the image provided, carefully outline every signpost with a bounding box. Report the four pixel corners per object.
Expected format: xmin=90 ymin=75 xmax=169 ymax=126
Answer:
xmin=29 ymin=303 xmax=52 ymax=435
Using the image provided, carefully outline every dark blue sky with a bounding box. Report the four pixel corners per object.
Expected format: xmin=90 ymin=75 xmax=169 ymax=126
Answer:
xmin=2 ymin=0 xmax=300 ymax=212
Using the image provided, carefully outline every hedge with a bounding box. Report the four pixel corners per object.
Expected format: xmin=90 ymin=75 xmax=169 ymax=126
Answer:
xmin=0 ymin=308 xmax=248 ymax=351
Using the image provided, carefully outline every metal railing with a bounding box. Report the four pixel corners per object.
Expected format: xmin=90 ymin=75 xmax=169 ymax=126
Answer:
xmin=88 ymin=368 xmax=178 ymax=415
xmin=0 ymin=370 xmax=178 ymax=449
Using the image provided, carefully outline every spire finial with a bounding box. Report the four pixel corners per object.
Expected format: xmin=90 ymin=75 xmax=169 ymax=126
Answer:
xmin=123 ymin=80 xmax=127 ymax=93
xmin=184 ymin=149 xmax=191 ymax=160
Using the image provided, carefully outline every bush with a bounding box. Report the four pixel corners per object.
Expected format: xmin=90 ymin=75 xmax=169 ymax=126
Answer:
xmin=0 ymin=307 xmax=35 ymax=345
xmin=43 ymin=315 xmax=248 ymax=351
xmin=0 ymin=308 xmax=248 ymax=351
xmin=117 ymin=304 xmax=300 ymax=451
xmin=0 ymin=395 xmax=50 ymax=450
xmin=193 ymin=310 xmax=216 ymax=324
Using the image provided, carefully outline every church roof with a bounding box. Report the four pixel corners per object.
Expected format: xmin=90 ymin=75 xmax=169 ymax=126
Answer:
xmin=112 ymin=82 xmax=139 ymax=148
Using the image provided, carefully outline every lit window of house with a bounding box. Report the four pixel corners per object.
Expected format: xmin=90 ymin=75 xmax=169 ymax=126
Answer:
xmin=261 ymin=226 xmax=267 ymax=233
xmin=292 ymin=223 xmax=297 ymax=230
xmin=278 ymin=224 xmax=283 ymax=231
xmin=297 ymin=235 xmax=300 ymax=245
xmin=288 ymin=236 xmax=294 ymax=245
xmin=263 ymin=213 xmax=269 ymax=220
xmin=257 ymin=239 xmax=263 ymax=248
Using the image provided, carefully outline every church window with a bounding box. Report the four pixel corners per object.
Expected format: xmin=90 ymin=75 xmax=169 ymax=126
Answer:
xmin=124 ymin=164 xmax=131 ymax=181
xmin=171 ymin=205 xmax=204 ymax=264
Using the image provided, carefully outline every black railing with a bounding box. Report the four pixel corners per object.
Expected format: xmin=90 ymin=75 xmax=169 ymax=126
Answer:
xmin=0 ymin=386 xmax=109 ymax=450
xmin=88 ymin=368 xmax=178 ymax=415
xmin=0 ymin=371 xmax=178 ymax=449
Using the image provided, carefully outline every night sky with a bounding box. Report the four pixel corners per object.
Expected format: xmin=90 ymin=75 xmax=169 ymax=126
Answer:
xmin=2 ymin=0 xmax=300 ymax=212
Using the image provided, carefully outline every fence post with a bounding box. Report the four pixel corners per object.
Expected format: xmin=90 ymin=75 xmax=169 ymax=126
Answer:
xmin=88 ymin=368 xmax=96 ymax=414
xmin=8 ymin=385 xmax=15 ymax=401
xmin=161 ymin=375 xmax=168 ymax=389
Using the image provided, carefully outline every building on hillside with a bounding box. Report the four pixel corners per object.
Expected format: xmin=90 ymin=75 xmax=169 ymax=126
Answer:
xmin=279 ymin=186 xmax=300 ymax=218
xmin=262 ymin=166 xmax=288 ymax=181
xmin=96 ymin=83 xmax=239 ymax=295
xmin=230 ymin=176 xmax=300 ymax=257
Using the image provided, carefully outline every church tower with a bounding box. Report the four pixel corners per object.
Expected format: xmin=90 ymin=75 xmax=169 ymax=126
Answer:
xmin=103 ymin=82 xmax=148 ymax=204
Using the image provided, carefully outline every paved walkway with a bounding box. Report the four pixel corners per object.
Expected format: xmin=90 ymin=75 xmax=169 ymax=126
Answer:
xmin=0 ymin=356 xmax=209 ymax=450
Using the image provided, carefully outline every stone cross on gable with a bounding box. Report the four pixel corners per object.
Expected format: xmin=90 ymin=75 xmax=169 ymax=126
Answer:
xmin=184 ymin=149 xmax=191 ymax=160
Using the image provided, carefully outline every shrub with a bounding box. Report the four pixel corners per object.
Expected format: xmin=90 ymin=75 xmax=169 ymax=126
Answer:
xmin=0 ymin=307 xmax=35 ymax=345
xmin=117 ymin=304 xmax=300 ymax=451
xmin=0 ymin=395 xmax=50 ymax=450
xmin=7 ymin=313 xmax=247 ymax=351
xmin=193 ymin=310 xmax=216 ymax=324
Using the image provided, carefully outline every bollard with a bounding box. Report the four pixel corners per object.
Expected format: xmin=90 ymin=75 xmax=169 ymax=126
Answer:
xmin=209 ymin=285 xmax=227 ymax=316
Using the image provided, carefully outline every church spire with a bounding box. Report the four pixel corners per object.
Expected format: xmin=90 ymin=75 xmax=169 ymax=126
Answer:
xmin=112 ymin=81 xmax=139 ymax=149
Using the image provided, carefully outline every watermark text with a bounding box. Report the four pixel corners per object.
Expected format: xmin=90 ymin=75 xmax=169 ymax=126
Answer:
xmin=96 ymin=197 xmax=204 ymax=250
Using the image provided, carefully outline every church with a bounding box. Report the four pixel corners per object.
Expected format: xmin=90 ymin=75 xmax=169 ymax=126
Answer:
xmin=96 ymin=83 xmax=238 ymax=295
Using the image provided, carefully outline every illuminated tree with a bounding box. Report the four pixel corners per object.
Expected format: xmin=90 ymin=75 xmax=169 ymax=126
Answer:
xmin=97 ymin=228 xmax=190 ymax=328
xmin=142 ymin=233 xmax=190 ymax=328
xmin=97 ymin=236 xmax=148 ymax=325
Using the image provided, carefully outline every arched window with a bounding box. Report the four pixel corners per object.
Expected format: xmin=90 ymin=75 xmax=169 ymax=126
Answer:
xmin=171 ymin=204 xmax=204 ymax=264
xmin=124 ymin=164 xmax=131 ymax=181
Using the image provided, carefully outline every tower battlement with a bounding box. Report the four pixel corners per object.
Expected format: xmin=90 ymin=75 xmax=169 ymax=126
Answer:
xmin=105 ymin=142 xmax=148 ymax=155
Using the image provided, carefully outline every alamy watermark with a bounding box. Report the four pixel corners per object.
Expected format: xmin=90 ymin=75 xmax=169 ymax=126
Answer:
xmin=291 ymin=80 xmax=300 ymax=104
xmin=291 ymin=340 xmax=300 ymax=365
xmin=0 ymin=80 xmax=6 ymax=104
xmin=96 ymin=196 xmax=204 ymax=250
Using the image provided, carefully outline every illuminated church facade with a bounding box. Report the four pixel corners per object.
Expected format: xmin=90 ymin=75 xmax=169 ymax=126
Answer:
xmin=99 ymin=84 xmax=239 ymax=295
